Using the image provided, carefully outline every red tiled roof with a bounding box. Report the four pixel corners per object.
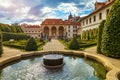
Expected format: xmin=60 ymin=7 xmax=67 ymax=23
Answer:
xmin=41 ymin=18 xmax=80 ymax=25
xmin=41 ymin=19 xmax=63 ymax=25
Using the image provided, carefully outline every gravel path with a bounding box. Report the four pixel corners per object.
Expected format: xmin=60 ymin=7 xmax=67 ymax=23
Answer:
xmin=43 ymin=39 xmax=65 ymax=51
xmin=85 ymin=46 xmax=120 ymax=69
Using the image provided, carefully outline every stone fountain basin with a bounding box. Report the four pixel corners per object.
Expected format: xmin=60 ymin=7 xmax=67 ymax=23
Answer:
xmin=0 ymin=50 xmax=119 ymax=80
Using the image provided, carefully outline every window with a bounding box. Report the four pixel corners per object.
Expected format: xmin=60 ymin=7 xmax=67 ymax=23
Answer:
xmin=68 ymin=30 xmax=70 ymax=32
xmin=89 ymin=17 xmax=91 ymax=23
xmin=93 ymin=15 xmax=96 ymax=22
xmin=73 ymin=26 xmax=76 ymax=28
xmin=69 ymin=26 xmax=70 ymax=28
xmin=73 ymin=30 xmax=77 ymax=32
xmin=99 ymin=13 xmax=102 ymax=20
xmin=106 ymin=9 xmax=109 ymax=16
xmin=86 ymin=19 xmax=88 ymax=24
xmin=83 ymin=21 xmax=84 ymax=25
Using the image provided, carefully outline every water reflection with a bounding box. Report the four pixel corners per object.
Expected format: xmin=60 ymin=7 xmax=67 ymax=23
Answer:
xmin=0 ymin=55 xmax=107 ymax=80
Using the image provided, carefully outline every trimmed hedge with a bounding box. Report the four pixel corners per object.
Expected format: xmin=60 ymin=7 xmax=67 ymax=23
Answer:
xmin=0 ymin=33 xmax=3 ymax=55
xmin=101 ymin=0 xmax=120 ymax=57
xmin=80 ymin=42 xmax=97 ymax=48
xmin=3 ymin=44 xmax=25 ymax=50
xmin=69 ymin=37 xmax=79 ymax=50
xmin=2 ymin=32 xmax=30 ymax=41
xmin=97 ymin=20 xmax=106 ymax=53
xmin=25 ymin=37 xmax=38 ymax=51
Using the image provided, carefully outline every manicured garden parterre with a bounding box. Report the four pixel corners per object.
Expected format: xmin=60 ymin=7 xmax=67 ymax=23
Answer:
xmin=59 ymin=37 xmax=97 ymax=50
xmin=3 ymin=39 xmax=46 ymax=51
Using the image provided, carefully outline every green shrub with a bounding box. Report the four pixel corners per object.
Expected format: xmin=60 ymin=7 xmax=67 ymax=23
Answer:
xmin=97 ymin=20 xmax=106 ymax=53
xmin=0 ymin=33 xmax=3 ymax=55
xmin=25 ymin=37 xmax=38 ymax=51
xmin=69 ymin=37 xmax=79 ymax=50
xmin=101 ymin=0 xmax=120 ymax=57
xmin=2 ymin=32 xmax=30 ymax=41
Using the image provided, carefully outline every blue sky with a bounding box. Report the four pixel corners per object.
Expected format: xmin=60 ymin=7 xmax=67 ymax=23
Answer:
xmin=0 ymin=0 xmax=105 ymax=25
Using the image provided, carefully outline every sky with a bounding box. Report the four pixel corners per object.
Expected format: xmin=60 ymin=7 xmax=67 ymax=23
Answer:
xmin=0 ymin=0 xmax=106 ymax=25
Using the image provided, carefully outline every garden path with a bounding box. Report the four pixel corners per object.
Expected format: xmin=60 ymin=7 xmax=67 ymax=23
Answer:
xmin=0 ymin=47 xmax=21 ymax=63
xmin=43 ymin=39 xmax=65 ymax=51
xmin=85 ymin=46 xmax=120 ymax=69
xmin=2 ymin=47 xmax=21 ymax=57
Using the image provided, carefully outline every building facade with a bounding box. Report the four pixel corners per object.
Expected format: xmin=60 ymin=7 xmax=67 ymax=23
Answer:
xmin=41 ymin=19 xmax=67 ymax=39
xmin=80 ymin=0 xmax=115 ymax=39
xmin=20 ymin=14 xmax=80 ymax=39
xmin=21 ymin=24 xmax=41 ymax=38
xmin=41 ymin=19 xmax=80 ymax=39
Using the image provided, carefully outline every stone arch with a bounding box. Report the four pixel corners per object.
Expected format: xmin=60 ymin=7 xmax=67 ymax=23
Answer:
xmin=44 ymin=26 xmax=49 ymax=39
xmin=90 ymin=29 xmax=93 ymax=39
xmin=86 ymin=30 xmax=90 ymax=40
xmin=82 ymin=31 xmax=86 ymax=40
xmin=51 ymin=26 xmax=57 ymax=38
xmin=58 ymin=26 xmax=64 ymax=38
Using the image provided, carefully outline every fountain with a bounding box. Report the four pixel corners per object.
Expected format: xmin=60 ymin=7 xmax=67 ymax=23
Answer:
xmin=0 ymin=53 xmax=107 ymax=80
xmin=42 ymin=54 xmax=64 ymax=68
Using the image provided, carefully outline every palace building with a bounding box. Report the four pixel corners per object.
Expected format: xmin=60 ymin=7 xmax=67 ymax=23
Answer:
xmin=41 ymin=14 xmax=80 ymax=39
xmin=20 ymin=14 xmax=80 ymax=39
xmin=80 ymin=0 xmax=115 ymax=39
xmin=21 ymin=24 xmax=41 ymax=38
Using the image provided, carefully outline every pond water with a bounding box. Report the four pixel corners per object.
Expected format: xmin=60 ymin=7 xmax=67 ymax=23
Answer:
xmin=0 ymin=55 xmax=107 ymax=80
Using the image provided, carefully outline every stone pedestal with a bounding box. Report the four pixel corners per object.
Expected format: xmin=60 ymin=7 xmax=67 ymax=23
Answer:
xmin=42 ymin=54 xmax=64 ymax=68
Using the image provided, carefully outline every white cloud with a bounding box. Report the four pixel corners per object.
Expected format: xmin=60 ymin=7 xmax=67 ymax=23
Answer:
xmin=0 ymin=0 xmax=106 ymax=25
xmin=21 ymin=21 xmax=41 ymax=25
xmin=85 ymin=0 xmax=95 ymax=9
xmin=41 ymin=7 xmax=53 ymax=14
xmin=0 ymin=0 xmax=15 ymax=8
xmin=56 ymin=3 xmax=79 ymax=15
xmin=80 ymin=14 xmax=88 ymax=17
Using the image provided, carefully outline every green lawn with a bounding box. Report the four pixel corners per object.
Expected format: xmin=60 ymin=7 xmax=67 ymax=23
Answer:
xmin=59 ymin=38 xmax=97 ymax=50
xmin=2 ymin=39 xmax=47 ymax=51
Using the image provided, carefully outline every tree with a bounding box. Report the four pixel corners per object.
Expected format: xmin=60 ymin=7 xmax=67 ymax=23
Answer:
xmin=69 ymin=37 xmax=79 ymax=50
xmin=0 ymin=33 xmax=3 ymax=56
xmin=25 ymin=37 xmax=38 ymax=51
xmin=101 ymin=0 xmax=120 ymax=57
xmin=97 ymin=20 xmax=106 ymax=53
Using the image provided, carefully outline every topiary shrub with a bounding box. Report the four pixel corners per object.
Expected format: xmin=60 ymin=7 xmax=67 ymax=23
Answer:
xmin=97 ymin=20 xmax=106 ymax=53
xmin=101 ymin=0 xmax=120 ymax=57
xmin=0 ymin=33 xmax=3 ymax=56
xmin=69 ymin=37 xmax=79 ymax=50
xmin=25 ymin=37 xmax=38 ymax=51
